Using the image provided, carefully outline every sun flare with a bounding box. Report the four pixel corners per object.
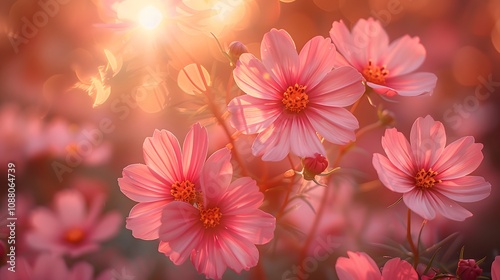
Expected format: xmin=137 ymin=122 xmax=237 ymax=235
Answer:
xmin=138 ymin=5 xmax=163 ymax=30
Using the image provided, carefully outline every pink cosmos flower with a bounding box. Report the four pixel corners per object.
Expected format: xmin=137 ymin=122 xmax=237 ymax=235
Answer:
xmin=228 ymin=28 xmax=365 ymax=161
xmin=158 ymin=148 xmax=276 ymax=279
xmin=330 ymin=18 xmax=437 ymax=97
xmin=492 ymin=256 xmax=500 ymax=280
xmin=372 ymin=115 xmax=491 ymax=221
xmin=26 ymin=190 xmax=121 ymax=257
xmin=118 ymin=123 xmax=208 ymax=240
xmin=0 ymin=254 xmax=112 ymax=280
xmin=335 ymin=251 xmax=418 ymax=280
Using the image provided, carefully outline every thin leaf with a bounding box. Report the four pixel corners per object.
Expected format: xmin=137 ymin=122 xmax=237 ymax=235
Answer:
xmin=423 ymin=247 xmax=441 ymax=276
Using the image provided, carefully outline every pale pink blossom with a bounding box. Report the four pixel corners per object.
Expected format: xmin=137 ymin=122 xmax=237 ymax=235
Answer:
xmin=492 ymin=256 xmax=500 ymax=280
xmin=372 ymin=115 xmax=491 ymax=221
xmin=26 ymin=190 xmax=121 ymax=257
xmin=0 ymin=254 xmax=112 ymax=280
xmin=330 ymin=18 xmax=437 ymax=97
xmin=228 ymin=28 xmax=364 ymax=161
xmin=158 ymin=148 xmax=276 ymax=279
xmin=335 ymin=251 xmax=418 ymax=280
xmin=118 ymin=123 xmax=208 ymax=240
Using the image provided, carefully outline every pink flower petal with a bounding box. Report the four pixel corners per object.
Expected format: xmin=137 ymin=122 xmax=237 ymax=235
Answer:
xmin=372 ymin=154 xmax=415 ymax=193
xmin=252 ymin=116 xmax=292 ymax=161
xmin=159 ymin=202 xmax=203 ymax=265
xmin=29 ymin=208 xmax=63 ymax=237
xmin=261 ymin=29 xmax=299 ymax=87
xmin=126 ymin=200 xmax=169 ymax=240
xmin=182 ymin=123 xmax=208 ymax=184
xmin=33 ymin=254 xmax=69 ymax=280
xmin=191 ymin=236 xmax=229 ymax=280
xmin=228 ymin=95 xmax=282 ymax=134
xmin=435 ymin=176 xmax=491 ymax=203
xmin=492 ymin=256 xmax=500 ymax=280
xmin=233 ymin=53 xmax=283 ymax=100
xmin=289 ymin=115 xmax=327 ymax=158
xmin=351 ymin=18 xmax=389 ymax=64
xmin=365 ymin=82 xmax=398 ymax=97
xmin=382 ymin=258 xmax=418 ymax=280
xmin=410 ymin=115 xmax=446 ymax=169
xmin=306 ymin=106 xmax=358 ymax=145
xmin=381 ymin=128 xmax=415 ymax=176
xmin=213 ymin=230 xmax=259 ymax=274
xmin=329 ymin=20 xmax=365 ymax=70
xmin=335 ymin=251 xmax=381 ymax=280
xmin=382 ymin=72 xmax=437 ymax=96
xmin=224 ymin=210 xmax=276 ymax=245
xmin=143 ymin=129 xmax=183 ymax=184
xmin=403 ymin=190 xmax=472 ymax=221
xmin=67 ymin=243 xmax=100 ymax=258
xmin=68 ymin=262 xmax=94 ymax=280
xmin=433 ymin=136 xmax=484 ymax=180
xmin=297 ymin=36 xmax=336 ymax=89
xmin=119 ymin=164 xmax=170 ymax=202
xmin=383 ymin=35 xmax=426 ymax=76
xmin=219 ymin=177 xmax=263 ymax=213
xmin=26 ymin=232 xmax=62 ymax=252
xmin=309 ymin=66 xmax=364 ymax=107
xmin=55 ymin=190 xmax=86 ymax=226
xmin=89 ymin=211 xmax=122 ymax=241
xmin=201 ymin=148 xmax=233 ymax=206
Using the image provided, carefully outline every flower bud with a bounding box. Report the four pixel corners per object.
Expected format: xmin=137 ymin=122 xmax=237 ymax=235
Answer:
xmin=456 ymin=259 xmax=482 ymax=280
xmin=227 ymin=41 xmax=248 ymax=65
xmin=302 ymin=153 xmax=328 ymax=180
xmin=377 ymin=109 xmax=396 ymax=127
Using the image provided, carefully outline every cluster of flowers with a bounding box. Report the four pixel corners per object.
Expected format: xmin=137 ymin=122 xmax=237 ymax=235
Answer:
xmin=117 ymin=17 xmax=494 ymax=279
xmin=0 ymin=189 xmax=122 ymax=279
xmin=0 ymin=104 xmax=111 ymax=172
xmin=336 ymin=251 xmax=500 ymax=280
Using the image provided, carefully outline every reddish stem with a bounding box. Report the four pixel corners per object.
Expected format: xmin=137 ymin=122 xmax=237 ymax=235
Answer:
xmin=407 ymin=209 xmax=419 ymax=268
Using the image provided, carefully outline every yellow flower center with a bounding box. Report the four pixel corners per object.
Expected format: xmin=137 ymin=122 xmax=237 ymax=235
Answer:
xmin=414 ymin=168 xmax=441 ymax=189
xmin=64 ymin=227 xmax=86 ymax=244
xmin=363 ymin=60 xmax=389 ymax=84
xmin=171 ymin=180 xmax=197 ymax=203
xmin=282 ymin=84 xmax=308 ymax=113
xmin=199 ymin=206 xmax=222 ymax=229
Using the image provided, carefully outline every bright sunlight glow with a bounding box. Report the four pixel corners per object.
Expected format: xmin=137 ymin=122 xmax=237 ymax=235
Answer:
xmin=138 ymin=5 xmax=163 ymax=30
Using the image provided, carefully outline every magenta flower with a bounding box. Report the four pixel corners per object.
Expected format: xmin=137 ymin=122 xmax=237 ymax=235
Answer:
xmin=335 ymin=251 xmax=418 ymax=280
xmin=158 ymin=148 xmax=276 ymax=279
xmin=228 ymin=28 xmax=364 ymax=161
xmin=26 ymin=190 xmax=121 ymax=257
xmin=372 ymin=115 xmax=491 ymax=221
xmin=118 ymin=123 xmax=208 ymax=240
xmin=330 ymin=18 xmax=437 ymax=97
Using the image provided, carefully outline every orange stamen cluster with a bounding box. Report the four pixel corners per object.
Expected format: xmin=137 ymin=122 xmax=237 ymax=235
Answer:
xmin=414 ymin=168 xmax=441 ymax=189
xmin=64 ymin=227 xmax=86 ymax=244
xmin=282 ymin=84 xmax=309 ymax=113
xmin=199 ymin=206 xmax=222 ymax=229
xmin=363 ymin=60 xmax=389 ymax=84
xmin=171 ymin=180 xmax=197 ymax=203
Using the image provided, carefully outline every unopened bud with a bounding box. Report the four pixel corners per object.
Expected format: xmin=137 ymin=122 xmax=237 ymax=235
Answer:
xmin=456 ymin=259 xmax=482 ymax=280
xmin=302 ymin=153 xmax=328 ymax=180
xmin=378 ymin=109 xmax=396 ymax=127
xmin=227 ymin=41 xmax=248 ymax=65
